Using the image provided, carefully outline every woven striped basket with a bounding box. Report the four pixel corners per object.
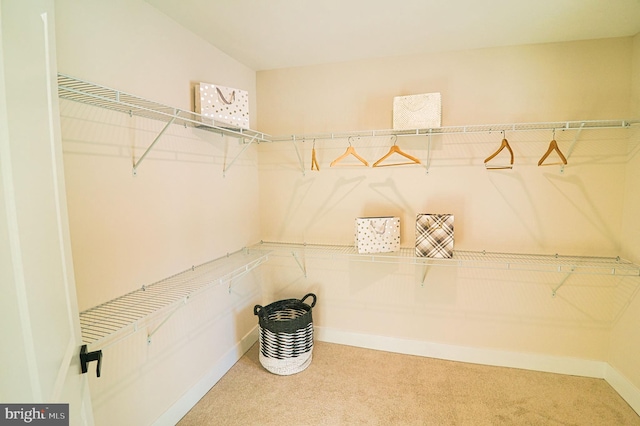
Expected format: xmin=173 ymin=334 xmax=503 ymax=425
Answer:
xmin=253 ymin=293 xmax=317 ymax=375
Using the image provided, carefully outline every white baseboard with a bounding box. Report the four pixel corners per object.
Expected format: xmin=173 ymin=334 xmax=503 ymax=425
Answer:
xmin=153 ymin=325 xmax=259 ymax=426
xmin=605 ymin=365 xmax=640 ymax=416
xmin=315 ymin=326 xmax=606 ymax=378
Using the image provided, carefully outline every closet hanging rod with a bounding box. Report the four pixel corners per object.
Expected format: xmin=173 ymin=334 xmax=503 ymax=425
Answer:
xmin=269 ymin=119 xmax=638 ymax=143
xmin=57 ymin=73 xmax=271 ymax=143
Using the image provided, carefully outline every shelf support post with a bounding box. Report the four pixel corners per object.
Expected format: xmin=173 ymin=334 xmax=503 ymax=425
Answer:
xmin=133 ymin=116 xmax=176 ymax=176
xmin=292 ymin=251 xmax=307 ymax=278
xmin=223 ymin=133 xmax=259 ymax=177
xmin=425 ymin=130 xmax=432 ymax=175
xmin=147 ymin=298 xmax=187 ymax=344
xmin=292 ymin=139 xmax=305 ymax=176
xmin=421 ymin=263 xmax=431 ymax=287
xmin=225 ymin=255 xmax=270 ymax=293
xmin=551 ymin=270 xmax=574 ymax=297
xmin=560 ymin=122 xmax=585 ymax=174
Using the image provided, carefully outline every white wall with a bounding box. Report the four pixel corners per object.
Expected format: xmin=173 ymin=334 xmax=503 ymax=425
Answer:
xmin=256 ymin=38 xmax=636 ymax=366
xmin=257 ymin=38 xmax=632 ymax=135
xmin=55 ymin=0 xmax=260 ymax=310
xmin=55 ymin=0 xmax=262 ymax=424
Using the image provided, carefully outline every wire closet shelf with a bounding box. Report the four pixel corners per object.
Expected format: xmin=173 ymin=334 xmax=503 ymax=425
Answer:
xmin=57 ymin=73 xmax=270 ymax=142
xmin=79 ymin=248 xmax=270 ymax=349
xmin=248 ymin=242 xmax=640 ymax=277
xmin=58 ymin=73 xmax=638 ymax=146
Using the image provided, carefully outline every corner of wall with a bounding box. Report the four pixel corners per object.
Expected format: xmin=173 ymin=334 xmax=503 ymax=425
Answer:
xmin=624 ymin=32 xmax=640 ymax=263
xmin=153 ymin=326 xmax=259 ymax=426
xmin=606 ymin=30 xmax=640 ymax=419
xmin=606 ymin=364 xmax=640 ymax=416
xmin=619 ymin=32 xmax=640 ymax=264
xmin=633 ymin=33 xmax=640 ymax=117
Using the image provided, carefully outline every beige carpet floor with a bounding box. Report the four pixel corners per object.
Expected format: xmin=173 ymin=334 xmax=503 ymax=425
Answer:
xmin=178 ymin=341 xmax=640 ymax=425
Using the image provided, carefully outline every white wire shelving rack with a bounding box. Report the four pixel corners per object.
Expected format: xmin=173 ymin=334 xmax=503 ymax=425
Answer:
xmin=61 ymin=74 xmax=640 ymax=348
xmin=248 ymin=241 xmax=640 ymax=278
xmin=77 ymin=239 xmax=639 ymax=351
xmin=57 ymin=73 xmax=639 ymax=176
xmin=78 ymin=248 xmax=270 ymax=350
xmin=57 ymin=73 xmax=271 ymax=175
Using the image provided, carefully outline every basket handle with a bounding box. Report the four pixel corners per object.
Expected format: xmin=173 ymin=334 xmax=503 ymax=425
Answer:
xmin=253 ymin=304 xmax=263 ymax=316
xmin=300 ymin=293 xmax=317 ymax=308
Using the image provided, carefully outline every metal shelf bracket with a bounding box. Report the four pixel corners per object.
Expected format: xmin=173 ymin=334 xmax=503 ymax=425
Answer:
xmin=425 ymin=131 xmax=433 ymax=175
xmin=133 ymin=115 xmax=176 ymax=176
xmin=225 ymin=254 xmax=270 ymax=293
xmin=551 ymin=268 xmax=576 ymax=297
xmin=421 ymin=264 xmax=430 ymax=286
xmin=293 ymin=139 xmax=305 ymax=176
xmin=559 ymin=122 xmax=585 ymax=174
xmin=147 ymin=297 xmax=188 ymax=344
xmin=223 ymin=133 xmax=259 ymax=177
xmin=292 ymin=251 xmax=307 ymax=278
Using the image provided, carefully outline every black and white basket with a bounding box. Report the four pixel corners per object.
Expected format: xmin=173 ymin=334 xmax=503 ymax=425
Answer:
xmin=253 ymin=293 xmax=317 ymax=375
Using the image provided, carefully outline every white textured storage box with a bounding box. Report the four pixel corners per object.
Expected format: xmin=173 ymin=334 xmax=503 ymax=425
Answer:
xmin=393 ymin=93 xmax=441 ymax=130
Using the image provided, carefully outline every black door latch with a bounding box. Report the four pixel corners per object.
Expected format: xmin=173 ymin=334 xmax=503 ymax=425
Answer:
xmin=80 ymin=345 xmax=102 ymax=378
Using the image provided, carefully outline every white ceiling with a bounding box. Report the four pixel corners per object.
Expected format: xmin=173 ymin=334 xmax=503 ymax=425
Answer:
xmin=146 ymin=0 xmax=640 ymax=71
